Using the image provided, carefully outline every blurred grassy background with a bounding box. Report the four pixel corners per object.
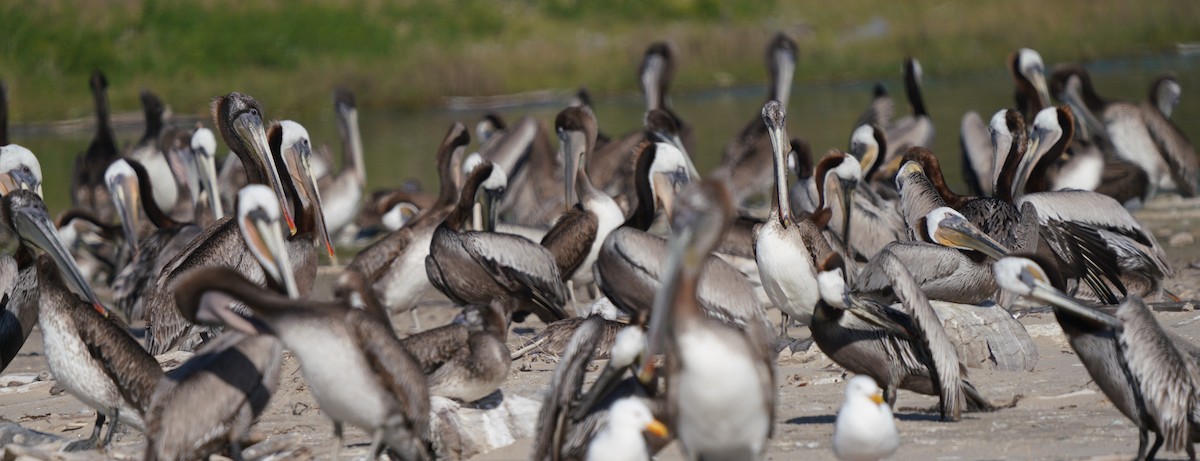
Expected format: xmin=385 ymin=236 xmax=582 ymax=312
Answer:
xmin=3 ymin=0 xmax=1199 ymax=121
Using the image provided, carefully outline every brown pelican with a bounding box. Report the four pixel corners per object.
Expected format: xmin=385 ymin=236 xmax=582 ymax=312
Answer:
xmin=993 ymin=255 xmax=1190 ymax=461
xmin=0 ymin=187 xmax=159 ymax=449
xmin=171 ymin=265 xmax=433 ymax=460
xmin=590 ymin=42 xmax=697 ymax=196
xmin=833 ymin=375 xmax=899 ymax=461
xmin=71 ymin=71 xmax=121 ymax=224
xmin=126 ymin=90 xmax=180 ymax=215
xmin=813 ymin=252 xmax=989 ymax=421
xmin=540 ymin=106 xmax=624 ymax=306
xmin=959 ymin=110 xmax=994 ymax=197
xmin=787 ymin=138 xmax=819 ymax=215
xmin=319 ymin=88 xmax=366 ymax=238
xmin=716 ymin=33 xmax=797 ymax=207
xmin=142 ymin=94 xmax=317 ymax=354
xmin=146 ymin=185 xmax=293 ymax=461
xmin=594 ymin=144 xmax=772 ymax=344
xmin=190 ymin=126 xmax=225 ymax=224
xmin=855 ymin=207 xmax=1010 ymax=305
xmin=342 ymin=123 xmax=469 ymax=317
xmin=816 ymin=150 xmax=905 ymax=261
xmin=868 ymin=57 xmax=934 ymax=177
xmin=532 ymin=318 xmax=667 ymax=461
xmin=755 ymin=101 xmax=833 ymax=333
xmin=425 ymin=160 xmax=568 ymax=322
xmin=0 ymin=148 xmax=44 ymax=372
xmin=399 ymin=301 xmax=509 ymax=403
xmin=1010 ymin=48 xmax=1052 ymax=122
xmin=642 ymin=178 xmax=775 ymax=459
xmin=1051 ymin=64 xmax=1198 ymax=198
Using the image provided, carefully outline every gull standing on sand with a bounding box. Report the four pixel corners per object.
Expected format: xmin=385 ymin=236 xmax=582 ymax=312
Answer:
xmin=833 ymin=375 xmax=899 ymax=461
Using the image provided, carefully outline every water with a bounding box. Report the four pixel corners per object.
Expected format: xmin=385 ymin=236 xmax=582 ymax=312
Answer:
xmin=10 ymin=53 xmax=1200 ymax=214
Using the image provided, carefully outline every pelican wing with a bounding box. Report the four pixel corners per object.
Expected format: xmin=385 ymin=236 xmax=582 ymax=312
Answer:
xmin=960 ymin=111 xmax=994 ymax=197
xmin=1140 ymin=103 xmax=1198 ymax=196
xmin=399 ymin=323 xmax=468 ymax=374
xmin=876 ymin=250 xmax=964 ymax=421
xmin=347 ymin=308 xmax=432 ymax=445
xmin=531 ymin=316 xmax=604 ymax=461
xmin=69 ymin=300 xmax=161 ymax=413
xmin=540 ymin=205 xmax=598 ymax=279
xmin=0 ymin=256 xmax=29 ymax=371
xmin=1115 ymin=295 xmax=1198 ymax=453
xmin=462 ymin=232 xmax=567 ymax=319
xmin=855 ymin=242 xmax=996 ymax=305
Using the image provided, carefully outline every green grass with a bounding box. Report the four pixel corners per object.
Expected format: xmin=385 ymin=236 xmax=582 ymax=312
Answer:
xmin=2 ymin=0 xmax=1199 ymax=122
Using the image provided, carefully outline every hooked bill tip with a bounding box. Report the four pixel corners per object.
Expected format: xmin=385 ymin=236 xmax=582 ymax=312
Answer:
xmin=93 ymin=302 xmax=110 ymax=318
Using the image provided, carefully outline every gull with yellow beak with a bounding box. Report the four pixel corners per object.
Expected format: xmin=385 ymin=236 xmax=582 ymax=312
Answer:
xmin=833 ymin=375 xmax=899 ymax=461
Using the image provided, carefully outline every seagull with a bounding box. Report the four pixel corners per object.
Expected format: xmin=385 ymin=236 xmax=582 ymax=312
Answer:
xmin=833 ymin=375 xmax=899 ymax=461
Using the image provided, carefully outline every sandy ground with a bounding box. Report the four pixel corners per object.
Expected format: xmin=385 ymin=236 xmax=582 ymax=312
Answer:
xmin=2 ymin=196 xmax=1200 ymax=460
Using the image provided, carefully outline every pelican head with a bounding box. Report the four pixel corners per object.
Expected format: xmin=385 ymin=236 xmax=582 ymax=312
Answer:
xmin=1151 ymin=76 xmax=1181 ymax=118
xmin=556 ymin=106 xmax=598 ymax=207
xmin=190 ymin=126 xmax=224 ymax=219
xmin=478 ymin=162 xmax=507 ymax=232
xmin=850 ymin=124 xmax=886 ymax=177
xmin=273 ymin=120 xmax=336 ymax=261
xmin=381 ymin=202 xmax=420 ymax=231
xmin=1015 ymin=48 xmax=1051 ymax=109
xmin=475 ymin=113 xmax=505 ymax=144
xmin=828 ymin=153 xmax=862 ymax=245
xmin=993 ymin=256 xmax=1122 ymax=329
xmin=237 ymin=184 xmax=298 ymax=298
xmin=0 ymin=144 xmax=43 ymax=197
xmin=648 ymin=142 xmax=692 ymax=222
xmin=639 ymin=42 xmax=674 ymax=111
xmin=213 ymin=93 xmax=295 ymax=233
xmin=925 ymin=207 xmax=1008 ymax=259
xmin=104 ymin=159 xmax=141 ymax=256
xmin=644 ymin=109 xmax=697 ymax=180
xmin=768 ymin=33 xmax=797 ymax=107
xmin=817 ymin=269 xmax=851 ymax=310
xmin=763 ymin=100 xmax=792 ymax=223
xmin=2 ymin=191 xmax=109 ymax=317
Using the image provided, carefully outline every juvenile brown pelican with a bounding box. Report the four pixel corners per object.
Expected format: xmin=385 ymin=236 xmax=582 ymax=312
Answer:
xmin=143 ymin=94 xmax=315 ymax=354
xmin=643 ymin=179 xmax=775 ymax=459
xmin=716 ymin=33 xmax=797 ymax=206
xmin=993 ymin=256 xmax=1188 ymax=461
xmin=755 ymin=101 xmax=832 ymax=331
xmin=540 ymin=106 xmax=624 ymax=305
xmin=319 ymin=88 xmax=367 ymax=237
xmin=399 ymin=301 xmax=509 ymax=403
xmin=425 ymin=160 xmax=568 ymax=322
xmin=817 ymin=151 xmax=905 ymax=261
xmin=814 ymin=252 xmax=988 ymax=421
xmin=1 ymin=187 xmax=159 ymax=449
xmin=1051 ymin=64 xmax=1198 ymax=198
xmin=146 ymin=185 xmax=293 ymax=461
xmin=532 ymin=318 xmax=667 ymax=461
xmin=173 ymin=265 xmax=433 ymax=461
xmin=342 ymin=123 xmax=469 ymax=316
xmin=0 ymin=150 xmax=44 ymax=372
xmin=1010 ymin=48 xmax=1052 ymax=122
xmin=488 ymin=116 xmax=566 ymax=227
xmin=71 ymin=71 xmax=121 ymax=224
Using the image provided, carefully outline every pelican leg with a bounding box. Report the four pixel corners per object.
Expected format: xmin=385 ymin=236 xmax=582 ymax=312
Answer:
xmin=331 ymin=421 xmax=344 ymax=461
xmin=884 ymin=385 xmax=898 ymax=408
xmin=779 ymin=313 xmax=791 ymax=339
xmin=102 ymin=409 xmax=120 ymax=447
xmin=367 ymin=429 xmax=386 ymax=460
xmin=64 ymin=412 xmax=105 ymax=451
xmin=229 ymin=438 xmax=246 ymax=461
xmin=1145 ymin=431 xmax=1163 ymax=461
xmin=567 ymin=280 xmax=579 ymax=314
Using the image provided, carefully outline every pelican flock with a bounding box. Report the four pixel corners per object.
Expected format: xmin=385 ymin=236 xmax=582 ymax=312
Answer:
xmin=0 ymin=32 xmax=1197 ymax=461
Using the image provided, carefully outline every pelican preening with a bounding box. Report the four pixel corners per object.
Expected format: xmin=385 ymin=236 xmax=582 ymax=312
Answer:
xmin=994 ymin=256 xmax=1197 ymax=460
